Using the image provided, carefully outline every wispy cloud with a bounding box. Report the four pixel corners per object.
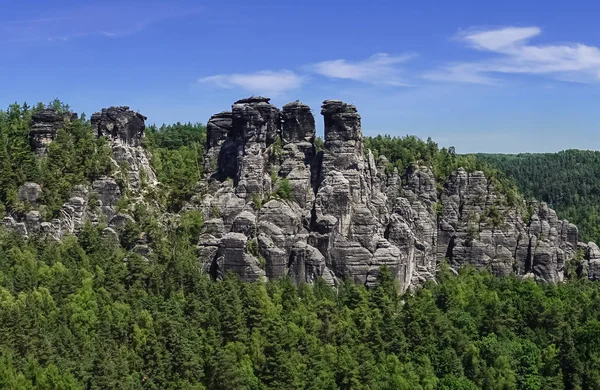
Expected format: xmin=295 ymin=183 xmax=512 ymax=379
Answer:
xmin=199 ymin=70 xmax=304 ymax=96
xmin=425 ymin=26 xmax=600 ymax=84
xmin=198 ymin=53 xmax=414 ymax=96
xmin=0 ymin=2 xmax=200 ymax=43
xmin=309 ymin=53 xmax=415 ymax=86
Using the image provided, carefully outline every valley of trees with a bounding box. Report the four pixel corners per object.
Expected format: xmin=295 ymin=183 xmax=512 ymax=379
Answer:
xmin=1 ymin=101 xmax=600 ymax=388
xmin=0 ymin=223 xmax=599 ymax=389
xmin=477 ymin=151 xmax=600 ymax=244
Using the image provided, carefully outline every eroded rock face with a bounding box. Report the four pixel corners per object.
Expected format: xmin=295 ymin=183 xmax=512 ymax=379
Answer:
xmin=205 ymin=111 xmax=232 ymax=174
xmin=199 ymin=97 xmax=582 ymax=290
xmin=8 ymin=98 xmax=589 ymax=290
xmin=18 ymin=183 xmax=43 ymax=207
xmin=8 ymin=107 xmax=154 ymax=241
xmin=91 ymin=106 xmax=157 ymax=190
xmin=30 ymin=109 xmax=73 ymax=156
xmin=92 ymin=106 xmax=146 ymax=147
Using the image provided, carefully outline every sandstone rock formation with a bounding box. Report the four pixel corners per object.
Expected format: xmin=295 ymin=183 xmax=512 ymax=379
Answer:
xmin=199 ymin=97 xmax=581 ymax=291
xmin=18 ymin=182 xmax=43 ymax=207
xmin=29 ymin=108 xmax=75 ymax=156
xmin=91 ymin=106 xmax=157 ymax=190
xmin=4 ymin=98 xmax=592 ymax=291
xmin=4 ymin=106 xmax=155 ymax=240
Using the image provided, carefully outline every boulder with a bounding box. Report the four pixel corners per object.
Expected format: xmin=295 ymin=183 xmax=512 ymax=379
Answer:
xmin=18 ymin=182 xmax=43 ymax=206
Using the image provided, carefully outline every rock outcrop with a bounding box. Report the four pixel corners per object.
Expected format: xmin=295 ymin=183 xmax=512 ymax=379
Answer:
xmin=5 ymin=98 xmax=591 ymax=291
xmin=18 ymin=182 xmax=43 ymax=207
xmin=29 ymin=109 xmax=75 ymax=156
xmin=6 ymin=106 xmax=155 ymax=240
xmin=91 ymin=106 xmax=157 ymax=190
xmin=199 ymin=97 xmax=581 ymax=291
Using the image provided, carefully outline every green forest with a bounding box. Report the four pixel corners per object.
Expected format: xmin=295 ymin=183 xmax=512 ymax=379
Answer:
xmin=476 ymin=151 xmax=600 ymax=244
xmin=0 ymin=223 xmax=599 ymax=389
xmin=1 ymin=101 xmax=600 ymax=389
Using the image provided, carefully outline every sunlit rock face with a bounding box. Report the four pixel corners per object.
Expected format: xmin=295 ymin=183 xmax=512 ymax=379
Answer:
xmin=11 ymin=98 xmax=584 ymax=290
xmin=91 ymin=106 xmax=157 ymax=190
xmin=199 ymin=97 xmax=580 ymax=291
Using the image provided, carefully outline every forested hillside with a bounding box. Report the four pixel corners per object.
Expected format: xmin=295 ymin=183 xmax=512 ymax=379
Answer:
xmin=0 ymin=101 xmax=113 ymax=219
xmin=476 ymin=151 xmax=600 ymax=244
xmin=0 ymin=100 xmax=598 ymax=389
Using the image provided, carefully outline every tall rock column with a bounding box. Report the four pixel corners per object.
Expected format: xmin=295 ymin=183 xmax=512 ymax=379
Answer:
xmin=279 ymin=101 xmax=317 ymax=208
xmin=199 ymin=97 xmax=282 ymax=282
xmin=91 ymin=106 xmax=157 ymax=191
xmin=204 ymin=111 xmax=232 ymax=175
xmin=230 ymin=97 xmax=281 ymax=199
xmin=311 ymin=100 xmax=383 ymax=285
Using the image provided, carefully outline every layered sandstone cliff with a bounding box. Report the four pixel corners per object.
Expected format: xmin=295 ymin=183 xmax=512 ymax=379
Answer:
xmin=198 ymin=97 xmax=580 ymax=291
xmin=2 ymin=99 xmax=587 ymax=291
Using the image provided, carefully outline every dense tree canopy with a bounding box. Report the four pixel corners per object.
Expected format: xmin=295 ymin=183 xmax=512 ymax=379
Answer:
xmin=144 ymin=122 xmax=206 ymax=212
xmin=477 ymin=151 xmax=600 ymax=244
xmin=0 ymin=101 xmax=113 ymax=218
xmin=0 ymin=219 xmax=599 ymax=389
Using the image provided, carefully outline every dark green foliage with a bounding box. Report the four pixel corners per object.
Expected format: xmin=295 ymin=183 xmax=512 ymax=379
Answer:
xmin=144 ymin=122 xmax=206 ymax=212
xmin=0 ymin=101 xmax=113 ymax=218
xmin=145 ymin=121 xmax=206 ymax=150
xmin=477 ymin=151 xmax=600 ymax=244
xmin=276 ymin=178 xmax=292 ymax=200
xmin=314 ymin=136 xmax=324 ymax=153
xmin=271 ymin=135 xmax=283 ymax=161
xmin=41 ymin=119 xmax=113 ymax=218
xmin=364 ymin=135 xmax=520 ymax=204
xmin=0 ymin=103 xmax=41 ymax=209
xmin=0 ymin=217 xmax=598 ymax=389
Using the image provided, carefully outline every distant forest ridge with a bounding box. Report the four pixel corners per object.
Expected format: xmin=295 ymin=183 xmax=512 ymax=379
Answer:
xmin=475 ymin=150 xmax=600 ymax=244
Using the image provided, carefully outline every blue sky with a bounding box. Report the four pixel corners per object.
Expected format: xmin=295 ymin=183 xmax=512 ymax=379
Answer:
xmin=2 ymin=0 xmax=600 ymax=153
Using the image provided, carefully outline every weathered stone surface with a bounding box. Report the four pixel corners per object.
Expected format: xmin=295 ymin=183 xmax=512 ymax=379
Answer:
xmin=279 ymin=101 xmax=316 ymax=207
xmin=91 ymin=106 xmax=157 ymax=190
xmin=213 ymin=232 xmax=267 ymax=281
xmin=199 ymin=97 xmax=583 ymax=291
xmin=30 ymin=109 xmax=69 ymax=156
xmin=205 ymin=111 xmax=232 ymax=174
xmin=91 ymin=177 xmax=121 ymax=221
xmin=281 ymin=101 xmax=316 ymax=144
xmin=18 ymin=183 xmax=43 ymax=206
xmin=289 ymin=241 xmax=336 ymax=284
xmin=6 ymin=106 xmax=155 ymax=240
xmin=92 ymin=106 xmax=146 ymax=147
xmin=433 ymin=166 xmax=577 ymax=283
xmin=11 ymin=98 xmax=586 ymax=291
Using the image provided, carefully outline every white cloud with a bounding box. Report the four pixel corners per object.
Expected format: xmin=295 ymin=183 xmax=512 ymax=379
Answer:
xmin=459 ymin=26 xmax=541 ymax=52
xmin=426 ymin=26 xmax=600 ymax=84
xmin=199 ymin=70 xmax=304 ymax=95
xmin=424 ymin=63 xmax=499 ymax=85
xmin=310 ymin=53 xmax=415 ymax=86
